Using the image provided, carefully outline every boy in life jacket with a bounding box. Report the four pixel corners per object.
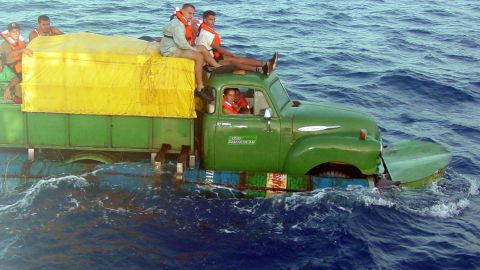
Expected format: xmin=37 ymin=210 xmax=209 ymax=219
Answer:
xmin=196 ymin=10 xmax=278 ymax=76
xmin=0 ymin=23 xmax=33 ymax=78
xmin=0 ymin=53 xmax=20 ymax=104
xmin=160 ymin=3 xmax=224 ymax=100
xmin=29 ymin=15 xmax=64 ymax=42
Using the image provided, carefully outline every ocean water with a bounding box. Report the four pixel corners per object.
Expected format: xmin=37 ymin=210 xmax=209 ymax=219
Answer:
xmin=1 ymin=0 xmax=480 ymax=269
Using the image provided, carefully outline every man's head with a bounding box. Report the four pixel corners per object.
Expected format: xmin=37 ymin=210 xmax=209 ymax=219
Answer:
xmin=181 ymin=3 xmax=195 ymax=21
xmin=202 ymin=10 xmax=216 ymax=27
xmin=7 ymin=23 xmax=21 ymax=40
xmin=224 ymin=88 xmax=237 ymax=103
xmin=37 ymin=15 xmax=52 ymax=33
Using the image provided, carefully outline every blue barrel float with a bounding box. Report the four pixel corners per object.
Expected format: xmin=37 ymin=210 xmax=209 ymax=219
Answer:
xmin=1 ymin=149 xmax=371 ymax=198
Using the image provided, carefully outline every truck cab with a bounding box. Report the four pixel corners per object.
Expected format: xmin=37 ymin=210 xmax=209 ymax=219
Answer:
xmin=200 ymin=72 xmax=382 ymax=178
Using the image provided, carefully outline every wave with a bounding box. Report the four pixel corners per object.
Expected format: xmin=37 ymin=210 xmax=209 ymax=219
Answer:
xmin=399 ymin=15 xmax=435 ymax=25
xmin=471 ymin=81 xmax=480 ymax=90
xmin=442 ymin=51 xmax=478 ymax=63
xmin=0 ymin=235 xmax=20 ymax=260
xmin=0 ymin=176 xmax=89 ymax=214
xmin=457 ymin=37 xmax=479 ymax=49
xmin=386 ymin=36 xmax=430 ymax=52
xmin=377 ymin=69 xmax=475 ymax=104
xmin=325 ymin=12 xmax=353 ymax=22
xmin=406 ymin=28 xmax=433 ymax=35
xmin=411 ymin=199 xmax=469 ymax=218
xmin=424 ymin=9 xmax=454 ymax=17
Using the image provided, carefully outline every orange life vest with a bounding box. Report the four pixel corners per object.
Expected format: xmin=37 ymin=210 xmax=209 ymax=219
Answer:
xmin=0 ymin=31 xmax=26 ymax=74
xmin=223 ymin=98 xmax=239 ymax=114
xmin=198 ymin=23 xmax=222 ymax=59
xmin=236 ymin=93 xmax=249 ymax=110
xmin=175 ymin=11 xmax=195 ymax=45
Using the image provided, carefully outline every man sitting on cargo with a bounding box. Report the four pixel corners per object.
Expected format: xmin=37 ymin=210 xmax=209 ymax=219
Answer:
xmin=29 ymin=15 xmax=64 ymax=42
xmin=0 ymin=23 xmax=33 ymax=78
xmin=196 ymin=10 xmax=278 ymax=76
xmin=160 ymin=3 xmax=222 ymax=99
xmin=0 ymin=53 xmax=21 ymax=104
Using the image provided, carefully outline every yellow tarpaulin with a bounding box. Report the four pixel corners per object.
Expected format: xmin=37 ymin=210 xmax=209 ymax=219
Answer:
xmin=21 ymin=32 xmax=196 ymax=118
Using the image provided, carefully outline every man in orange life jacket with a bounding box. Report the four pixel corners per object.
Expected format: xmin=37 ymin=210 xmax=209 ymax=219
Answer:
xmin=222 ymin=88 xmax=250 ymax=115
xmin=222 ymin=88 xmax=240 ymax=115
xmin=196 ymin=10 xmax=278 ymax=75
xmin=0 ymin=23 xmax=33 ymax=78
xmin=160 ymin=3 xmax=222 ymax=98
xmin=29 ymin=15 xmax=64 ymax=42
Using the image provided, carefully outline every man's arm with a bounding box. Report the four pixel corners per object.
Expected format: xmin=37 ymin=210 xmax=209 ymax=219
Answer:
xmin=211 ymin=42 xmax=235 ymax=57
xmin=52 ymin=27 xmax=64 ymax=35
xmin=29 ymin=30 xmax=37 ymax=42
xmin=172 ymin=23 xmax=195 ymax=51
xmin=1 ymin=42 xmax=33 ymax=59
xmin=223 ymin=107 xmax=233 ymax=114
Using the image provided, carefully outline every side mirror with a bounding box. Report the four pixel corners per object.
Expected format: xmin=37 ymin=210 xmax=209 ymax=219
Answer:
xmin=263 ymin=108 xmax=272 ymax=132
xmin=195 ymin=87 xmax=215 ymax=102
xmin=206 ymin=87 xmax=214 ymax=100
xmin=264 ymin=108 xmax=272 ymax=120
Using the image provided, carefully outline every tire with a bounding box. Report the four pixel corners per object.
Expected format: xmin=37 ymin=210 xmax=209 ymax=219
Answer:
xmin=317 ymin=171 xmax=350 ymax=178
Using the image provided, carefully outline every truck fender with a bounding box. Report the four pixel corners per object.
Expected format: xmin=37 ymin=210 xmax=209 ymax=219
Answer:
xmin=64 ymin=152 xmax=117 ymax=164
xmin=281 ymin=135 xmax=381 ymax=176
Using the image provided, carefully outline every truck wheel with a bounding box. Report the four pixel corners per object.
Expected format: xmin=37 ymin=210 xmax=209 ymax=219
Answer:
xmin=317 ymin=171 xmax=349 ymax=178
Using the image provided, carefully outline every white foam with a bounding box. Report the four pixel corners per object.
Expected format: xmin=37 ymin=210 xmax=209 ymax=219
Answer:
xmin=0 ymin=175 xmax=89 ymax=213
xmin=466 ymin=176 xmax=479 ymax=196
xmin=219 ymin=228 xmax=236 ymax=234
xmin=0 ymin=235 xmax=20 ymax=259
xmin=412 ymin=199 xmax=469 ymax=218
xmin=428 ymin=181 xmax=444 ymax=195
xmin=336 ymin=206 xmax=352 ymax=213
xmin=231 ymin=200 xmax=260 ymax=214
xmin=360 ymin=188 xmax=396 ymax=208
xmin=284 ymin=190 xmax=327 ymax=211
xmin=362 ymin=195 xmax=396 ymax=208
xmin=62 ymin=195 xmax=80 ymax=213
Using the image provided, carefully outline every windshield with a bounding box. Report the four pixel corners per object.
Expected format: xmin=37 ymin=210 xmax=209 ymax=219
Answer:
xmin=269 ymin=79 xmax=291 ymax=111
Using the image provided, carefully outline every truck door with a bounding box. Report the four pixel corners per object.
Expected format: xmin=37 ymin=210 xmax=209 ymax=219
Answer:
xmin=214 ymin=87 xmax=281 ymax=172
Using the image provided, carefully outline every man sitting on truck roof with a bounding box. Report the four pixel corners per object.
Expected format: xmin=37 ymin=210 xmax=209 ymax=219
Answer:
xmin=29 ymin=15 xmax=64 ymax=42
xmin=196 ymin=10 xmax=278 ymax=76
xmin=0 ymin=22 xmax=33 ymax=78
xmin=0 ymin=53 xmax=21 ymax=104
xmin=160 ymin=3 xmax=222 ymax=98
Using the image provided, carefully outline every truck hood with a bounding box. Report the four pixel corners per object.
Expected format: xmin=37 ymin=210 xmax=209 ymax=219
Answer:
xmin=289 ymin=101 xmax=380 ymax=140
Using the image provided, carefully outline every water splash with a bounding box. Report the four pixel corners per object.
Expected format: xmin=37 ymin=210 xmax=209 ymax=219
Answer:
xmin=0 ymin=176 xmax=89 ymax=214
xmin=411 ymin=199 xmax=469 ymax=218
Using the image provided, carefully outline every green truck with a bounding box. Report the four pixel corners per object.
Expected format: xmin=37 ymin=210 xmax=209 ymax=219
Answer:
xmin=0 ymin=71 xmax=450 ymax=188
xmin=0 ymin=33 xmax=450 ymax=191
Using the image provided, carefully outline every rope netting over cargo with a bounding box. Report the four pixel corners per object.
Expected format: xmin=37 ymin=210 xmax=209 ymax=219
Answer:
xmin=21 ymin=32 xmax=196 ymax=118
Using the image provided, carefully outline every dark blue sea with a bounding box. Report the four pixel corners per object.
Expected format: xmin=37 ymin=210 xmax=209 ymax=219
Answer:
xmin=1 ymin=1 xmax=479 ymax=269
